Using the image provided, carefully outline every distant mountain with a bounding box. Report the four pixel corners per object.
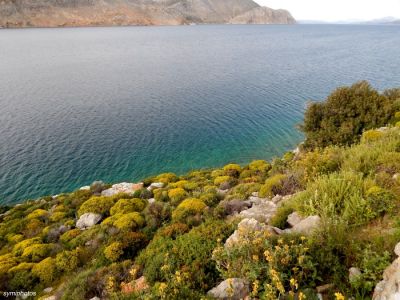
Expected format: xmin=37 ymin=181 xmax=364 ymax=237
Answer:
xmin=0 ymin=0 xmax=296 ymax=28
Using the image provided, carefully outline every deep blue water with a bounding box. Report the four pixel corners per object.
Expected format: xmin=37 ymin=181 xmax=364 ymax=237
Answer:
xmin=0 ymin=25 xmax=399 ymax=204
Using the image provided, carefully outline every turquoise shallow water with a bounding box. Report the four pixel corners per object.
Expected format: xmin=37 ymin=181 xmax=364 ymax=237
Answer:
xmin=0 ymin=24 xmax=400 ymax=204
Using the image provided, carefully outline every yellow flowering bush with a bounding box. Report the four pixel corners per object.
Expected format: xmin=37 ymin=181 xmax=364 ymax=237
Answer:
xmin=26 ymin=209 xmax=48 ymax=220
xmin=223 ymin=163 xmax=242 ymax=177
xmin=56 ymin=249 xmax=79 ymax=272
xmin=167 ymin=188 xmax=187 ymax=205
xmin=113 ymin=212 xmax=145 ymax=231
xmin=212 ymin=234 xmax=316 ymax=299
xmin=249 ymin=160 xmax=271 ymax=173
xmin=171 ymin=198 xmax=207 ymax=224
xmin=259 ymin=174 xmax=287 ymax=198
xmin=21 ymin=243 xmax=54 ymax=262
xmin=32 ymin=257 xmax=57 ymax=284
xmin=361 ymin=129 xmax=384 ymax=143
xmin=104 ymin=242 xmax=124 ymax=262
xmin=214 ymin=176 xmax=231 ymax=186
xmin=110 ymin=198 xmax=146 ymax=215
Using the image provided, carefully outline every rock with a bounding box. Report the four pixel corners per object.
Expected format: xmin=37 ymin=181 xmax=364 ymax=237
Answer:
xmin=208 ymin=278 xmax=249 ymax=300
xmin=225 ymin=218 xmax=278 ymax=248
xmin=287 ymin=212 xmax=304 ymax=227
xmin=219 ymin=182 xmax=232 ymax=191
xmin=43 ymin=287 xmax=53 ymax=294
xmin=147 ymin=182 xmax=164 ymax=191
xmin=393 ymin=173 xmax=400 ymax=180
xmin=89 ymin=297 xmax=100 ymax=300
xmin=377 ymin=127 xmax=389 ymax=132
xmin=42 ymin=296 xmax=57 ymax=300
xmin=288 ymin=215 xmax=321 ymax=235
xmin=251 ymin=192 xmax=259 ymax=197
xmin=79 ymin=185 xmax=90 ymax=191
xmin=239 ymin=200 xmax=277 ymax=223
xmin=395 ymin=242 xmax=400 ymax=256
xmin=76 ymin=213 xmax=102 ymax=230
xmin=121 ymin=276 xmax=149 ymax=294
xmin=316 ymin=283 xmax=334 ymax=293
xmin=90 ymin=180 xmax=105 ymax=194
xmin=101 ymin=182 xmax=143 ymax=197
xmin=271 ymin=194 xmax=283 ymax=203
xmin=373 ymin=257 xmax=400 ymax=299
xmin=221 ymin=200 xmax=251 ymax=216
xmin=148 ymin=198 xmax=156 ymax=204
xmin=349 ymin=267 xmax=362 ymax=282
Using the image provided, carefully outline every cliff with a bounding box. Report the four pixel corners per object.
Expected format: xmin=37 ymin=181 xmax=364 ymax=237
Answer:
xmin=0 ymin=0 xmax=296 ymax=28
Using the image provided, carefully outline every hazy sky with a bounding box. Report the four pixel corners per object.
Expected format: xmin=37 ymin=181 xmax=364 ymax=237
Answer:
xmin=256 ymin=0 xmax=400 ymax=21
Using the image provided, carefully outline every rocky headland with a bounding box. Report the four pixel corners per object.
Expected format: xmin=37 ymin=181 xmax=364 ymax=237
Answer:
xmin=0 ymin=0 xmax=296 ymax=28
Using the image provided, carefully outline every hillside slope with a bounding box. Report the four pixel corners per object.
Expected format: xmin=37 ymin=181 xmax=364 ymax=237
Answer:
xmin=0 ymin=0 xmax=296 ymax=27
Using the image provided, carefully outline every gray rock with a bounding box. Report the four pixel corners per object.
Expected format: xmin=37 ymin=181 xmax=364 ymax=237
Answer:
xmin=349 ymin=267 xmax=362 ymax=282
xmin=43 ymin=287 xmax=53 ymax=294
xmin=271 ymin=194 xmax=283 ymax=203
xmin=208 ymin=278 xmax=249 ymax=300
xmin=287 ymin=212 xmax=303 ymax=227
xmin=76 ymin=213 xmax=102 ymax=230
xmin=101 ymin=182 xmax=143 ymax=197
xmin=251 ymin=192 xmax=259 ymax=197
xmin=147 ymin=182 xmax=164 ymax=191
xmin=148 ymin=198 xmax=156 ymax=204
xmin=395 ymin=242 xmax=400 ymax=256
xmin=239 ymin=200 xmax=277 ymax=223
xmin=288 ymin=215 xmax=321 ymax=235
xmin=225 ymin=218 xmax=278 ymax=248
xmin=373 ymin=257 xmax=400 ymax=299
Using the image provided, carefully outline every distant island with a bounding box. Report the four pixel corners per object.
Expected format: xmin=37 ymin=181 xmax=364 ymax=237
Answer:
xmin=0 ymin=0 xmax=296 ymax=28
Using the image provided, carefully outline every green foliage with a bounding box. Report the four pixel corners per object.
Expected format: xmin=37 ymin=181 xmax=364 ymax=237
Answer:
xmin=259 ymin=174 xmax=287 ymax=198
xmin=171 ymin=198 xmax=207 ymax=224
xmin=301 ymin=81 xmax=395 ymax=148
xmin=223 ymin=163 xmax=242 ymax=177
xmin=269 ymin=204 xmax=295 ymax=229
xmin=56 ymin=249 xmax=80 ymax=272
xmin=21 ymin=243 xmax=54 ymax=262
xmin=32 ymin=257 xmax=57 ymax=284
xmin=249 ymin=160 xmax=271 ymax=173
xmin=168 ymin=188 xmax=187 ymax=205
xmin=214 ymin=175 xmax=231 ymax=186
xmin=78 ymin=196 xmax=116 ymax=216
xmin=156 ymin=172 xmax=178 ymax=184
xmin=26 ymin=209 xmax=48 ymax=220
xmin=112 ymin=212 xmax=145 ymax=231
xmin=104 ymin=242 xmax=124 ymax=262
xmin=110 ymin=198 xmax=146 ymax=215
xmin=213 ymin=234 xmax=317 ymax=298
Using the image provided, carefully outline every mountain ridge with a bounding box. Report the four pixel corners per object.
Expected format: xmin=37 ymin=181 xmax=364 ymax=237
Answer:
xmin=0 ymin=0 xmax=296 ymax=28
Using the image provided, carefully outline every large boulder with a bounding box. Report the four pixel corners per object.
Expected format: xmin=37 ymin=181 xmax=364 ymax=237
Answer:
xmin=287 ymin=212 xmax=303 ymax=227
xmin=147 ymin=182 xmax=164 ymax=191
xmin=225 ymin=218 xmax=279 ymax=248
xmin=76 ymin=213 xmax=102 ymax=230
xmin=101 ymin=182 xmax=143 ymax=197
xmin=208 ymin=278 xmax=249 ymax=300
xmin=239 ymin=200 xmax=277 ymax=223
xmin=287 ymin=215 xmax=321 ymax=235
xmin=373 ymin=242 xmax=400 ymax=299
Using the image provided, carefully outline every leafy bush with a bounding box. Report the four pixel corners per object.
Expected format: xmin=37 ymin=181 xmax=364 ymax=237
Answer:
xmin=259 ymin=174 xmax=287 ymax=198
xmin=167 ymin=188 xmax=187 ymax=205
xmin=301 ymin=81 xmax=394 ymax=148
xmin=155 ymin=173 xmax=178 ymax=184
xmin=214 ymin=175 xmax=231 ymax=186
xmin=32 ymin=257 xmax=57 ymax=284
xmin=110 ymin=198 xmax=146 ymax=215
xmin=78 ymin=196 xmax=117 ymax=217
xmin=171 ymin=198 xmax=207 ymax=225
xmin=26 ymin=209 xmax=48 ymax=220
xmin=56 ymin=249 xmax=80 ymax=272
xmin=104 ymin=242 xmax=124 ymax=262
xmin=21 ymin=243 xmax=54 ymax=262
xmin=112 ymin=212 xmax=145 ymax=231
xmin=213 ymin=233 xmax=317 ymax=299
xmin=249 ymin=160 xmax=271 ymax=173
xmin=223 ymin=163 xmax=242 ymax=177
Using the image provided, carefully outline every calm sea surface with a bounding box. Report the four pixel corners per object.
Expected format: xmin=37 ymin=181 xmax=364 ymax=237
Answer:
xmin=0 ymin=25 xmax=399 ymax=204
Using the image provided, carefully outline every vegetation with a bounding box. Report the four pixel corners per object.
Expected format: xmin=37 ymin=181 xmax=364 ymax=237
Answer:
xmin=0 ymin=81 xmax=399 ymax=299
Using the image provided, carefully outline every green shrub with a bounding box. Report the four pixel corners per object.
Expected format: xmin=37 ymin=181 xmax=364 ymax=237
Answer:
xmin=223 ymin=163 xmax=242 ymax=177
xmin=171 ymin=198 xmax=207 ymax=224
xmin=32 ymin=257 xmax=57 ymax=284
xmin=156 ymin=173 xmax=178 ymax=184
xmin=21 ymin=243 xmax=54 ymax=262
xmin=56 ymin=249 xmax=79 ymax=272
xmin=159 ymin=223 xmax=190 ymax=239
xmin=153 ymin=188 xmax=169 ymax=202
xmin=113 ymin=212 xmax=145 ymax=231
xmin=110 ymin=198 xmax=146 ymax=215
xmin=26 ymin=209 xmax=48 ymax=220
xmin=167 ymin=188 xmax=187 ymax=205
xmin=301 ymin=81 xmax=394 ymax=148
xmin=104 ymin=242 xmax=124 ymax=262
xmin=78 ymin=196 xmax=117 ymax=216
xmin=60 ymin=228 xmax=81 ymax=244
xmin=259 ymin=174 xmax=287 ymax=198
xmin=49 ymin=211 xmax=67 ymax=222
xmin=361 ymin=129 xmax=384 ymax=143
xmin=249 ymin=160 xmax=271 ymax=173
xmin=132 ymin=188 xmax=152 ymax=199
xmin=13 ymin=238 xmax=41 ymax=256
xmin=214 ymin=175 xmax=231 ymax=186
xmin=269 ymin=205 xmax=295 ymax=229
xmin=7 ymin=262 xmax=36 ymax=290
xmin=365 ymin=186 xmax=395 ymax=218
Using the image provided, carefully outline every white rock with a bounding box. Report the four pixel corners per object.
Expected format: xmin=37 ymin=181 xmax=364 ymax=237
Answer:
xmin=251 ymin=192 xmax=259 ymax=197
xmin=287 ymin=212 xmax=304 ymax=227
xmin=101 ymin=182 xmax=143 ymax=196
xmin=89 ymin=297 xmax=100 ymax=300
xmin=43 ymin=296 xmax=57 ymax=300
xmin=395 ymin=242 xmax=400 ymax=256
xmin=76 ymin=213 xmax=102 ymax=230
xmin=79 ymin=186 xmax=90 ymax=191
xmin=147 ymin=182 xmax=164 ymax=191
xmin=271 ymin=194 xmax=283 ymax=203
xmin=288 ymin=215 xmax=321 ymax=235
xmin=393 ymin=173 xmax=400 ymax=180
xmin=43 ymin=287 xmax=53 ymax=294
xmin=208 ymin=278 xmax=249 ymax=300
xmin=239 ymin=200 xmax=277 ymax=223
xmin=373 ymin=257 xmax=400 ymax=299
xmin=148 ymin=198 xmax=156 ymax=204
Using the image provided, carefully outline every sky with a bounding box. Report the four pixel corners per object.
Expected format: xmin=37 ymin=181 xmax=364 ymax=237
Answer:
xmin=256 ymin=0 xmax=400 ymax=22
